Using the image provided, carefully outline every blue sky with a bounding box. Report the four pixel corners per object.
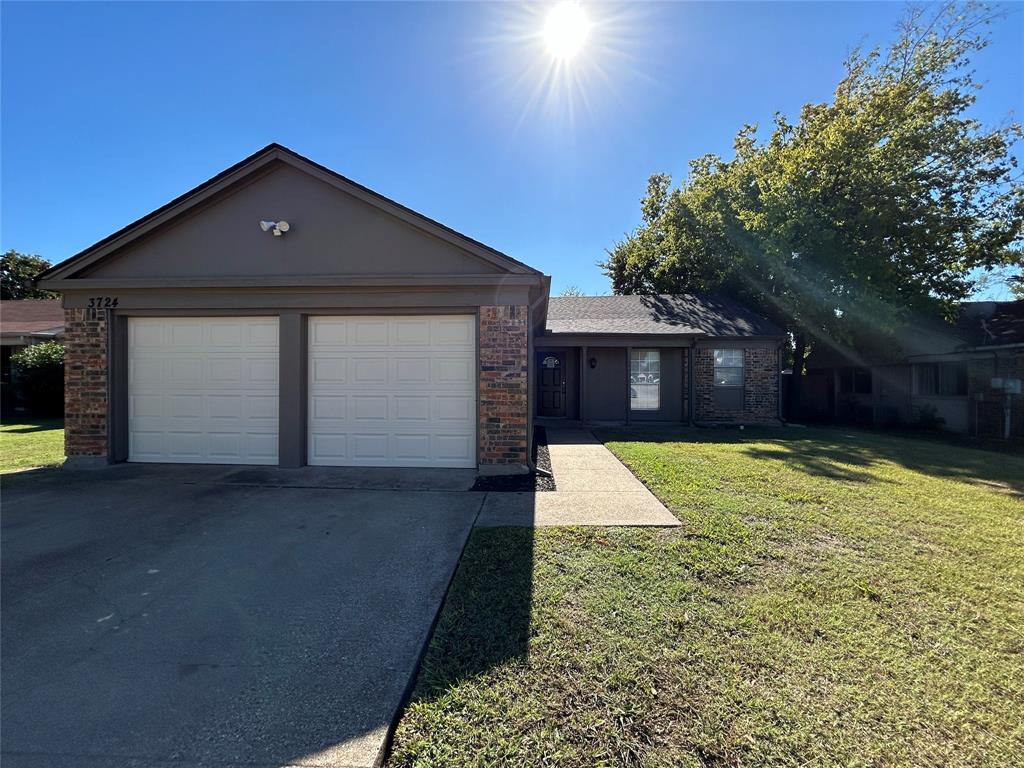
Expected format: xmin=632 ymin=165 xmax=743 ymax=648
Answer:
xmin=2 ymin=1 xmax=1021 ymax=297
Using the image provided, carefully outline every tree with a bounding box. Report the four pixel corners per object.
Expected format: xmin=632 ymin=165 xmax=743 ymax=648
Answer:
xmin=11 ymin=341 xmax=64 ymax=416
xmin=1011 ymin=275 xmax=1024 ymax=300
xmin=602 ymin=2 xmax=1023 ymax=413
xmin=1 ymin=251 xmax=57 ymax=299
xmin=559 ymin=285 xmax=586 ymax=297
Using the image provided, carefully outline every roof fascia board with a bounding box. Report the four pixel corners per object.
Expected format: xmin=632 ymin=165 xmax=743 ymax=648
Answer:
xmin=45 ymin=274 xmax=547 ymax=291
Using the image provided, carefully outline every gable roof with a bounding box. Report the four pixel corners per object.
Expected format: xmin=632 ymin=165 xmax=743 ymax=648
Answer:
xmin=0 ymin=299 xmax=64 ymax=335
xmin=544 ymin=294 xmax=784 ymax=338
xmin=38 ymin=143 xmax=541 ymax=282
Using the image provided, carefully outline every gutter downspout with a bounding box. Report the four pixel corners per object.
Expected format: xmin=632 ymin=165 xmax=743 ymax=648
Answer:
xmin=527 ymin=286 xmax=552 ymax=477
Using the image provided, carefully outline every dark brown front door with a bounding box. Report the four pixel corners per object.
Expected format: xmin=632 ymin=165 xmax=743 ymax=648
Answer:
xmin=537 ymin=352 xmax=566 ymax=417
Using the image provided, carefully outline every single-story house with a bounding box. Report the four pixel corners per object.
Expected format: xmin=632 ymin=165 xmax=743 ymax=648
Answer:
xmin=38 ymin=144 xmax=784 ymax=472
xmin=801 ymin=300 xmax=1023 ymax=439
xmin=1 ymin=298 xmax=65 ymax=383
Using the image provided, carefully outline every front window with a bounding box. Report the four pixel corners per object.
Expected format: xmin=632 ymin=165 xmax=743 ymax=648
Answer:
xmin=714 ymin=349 xmax=744 ymax=386
xmin=630 ymin=349 xmax=660 ymax=410
xmin=839 ymin=367 xmax=873 ymax=395
xmin=914 ymin=362 xmax=967 ymax=396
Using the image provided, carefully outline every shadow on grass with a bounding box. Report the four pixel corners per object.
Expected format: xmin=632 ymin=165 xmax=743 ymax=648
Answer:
xmin=597 ymin=424 xmax=1024 ymax=496
xmin=407 ymin=525 xmax=535 ymax=704
xmin=1 ymin=419 xmax=64 ymax=434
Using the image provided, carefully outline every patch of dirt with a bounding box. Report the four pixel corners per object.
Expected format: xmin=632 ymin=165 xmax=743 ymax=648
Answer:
xmin=471 ymin=426 xmax=556 ymax=492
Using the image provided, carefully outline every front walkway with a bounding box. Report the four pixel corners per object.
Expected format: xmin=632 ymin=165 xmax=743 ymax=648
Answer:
xmin=477 ymin=428 xmax=681 ymax=527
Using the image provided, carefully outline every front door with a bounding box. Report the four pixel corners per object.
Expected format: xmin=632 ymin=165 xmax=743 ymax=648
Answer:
xmin=537 ymin=352 xmax=566 ymax=417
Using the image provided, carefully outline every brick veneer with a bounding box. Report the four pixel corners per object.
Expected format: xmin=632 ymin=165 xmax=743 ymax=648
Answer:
xmin=694 ymin=345 xmax=779 ymax=423
xmin=478 ymin=305 xmax=529 ymax=470
xmin=64 ymin=308 xmax=108 ymax=458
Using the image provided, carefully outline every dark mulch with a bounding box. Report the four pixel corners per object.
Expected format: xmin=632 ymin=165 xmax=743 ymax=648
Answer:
xmin=471 ymin=426 xmax=556 ymax=492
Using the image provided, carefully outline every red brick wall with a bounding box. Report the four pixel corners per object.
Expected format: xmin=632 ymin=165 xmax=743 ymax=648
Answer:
xmin=478 ymin=305 xmax=529 ymax=469
xmin=694 ymin=345 xmax=779 ymax=423
xmin=64 ymin=308 xmax=108 ymax=458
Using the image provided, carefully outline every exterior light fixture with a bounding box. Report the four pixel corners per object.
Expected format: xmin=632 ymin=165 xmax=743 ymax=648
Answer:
xmin=589 ymin=357 xmax=597 ymax=369
xmin=259 ymin=220 xmax=290 ymax=237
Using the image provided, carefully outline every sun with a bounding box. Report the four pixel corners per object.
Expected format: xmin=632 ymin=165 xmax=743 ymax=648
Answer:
xmin=544 ymin=1 xmax=590 ymax=61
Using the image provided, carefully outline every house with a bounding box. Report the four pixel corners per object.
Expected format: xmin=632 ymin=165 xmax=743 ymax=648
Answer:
xmin=801 ymin=301 xmax=1024 ymax=439
xmin=536 ymin=294 xmax=783 ymax=424
xmin=38 ymin=144 xmax=785 ymax=471
xmin=1 ymin=298 xmax=65 ymax=383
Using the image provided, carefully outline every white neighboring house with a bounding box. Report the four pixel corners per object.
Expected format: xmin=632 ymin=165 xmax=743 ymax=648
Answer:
xmin=1 ymin=299 xmax=65 ymax=410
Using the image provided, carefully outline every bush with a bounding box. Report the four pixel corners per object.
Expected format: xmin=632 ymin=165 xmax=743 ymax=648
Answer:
xmin=914 ymin=404 xmax=946 ymax=431
xmin=12 ymin=341 xmax=65 ymax=416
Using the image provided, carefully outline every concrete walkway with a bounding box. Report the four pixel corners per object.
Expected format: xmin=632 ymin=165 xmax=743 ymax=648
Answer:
xmin=477 ymin=428 xmax=681 ymax=527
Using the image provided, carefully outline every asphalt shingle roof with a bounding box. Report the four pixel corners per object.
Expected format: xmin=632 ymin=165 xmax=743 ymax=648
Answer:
xmin=544 ymin=294 xmax=784 ymax=338
xmin=0 ymin=299 xmax=65 ymax=335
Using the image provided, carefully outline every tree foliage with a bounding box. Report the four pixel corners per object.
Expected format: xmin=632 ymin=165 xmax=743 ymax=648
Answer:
xmin=602 ymin=2 xmax=1023 ymax=365
xmin=1 ymin=250 xmax=56 ymax=299
xmin=11 ymin=341 xmax=65 ymax=416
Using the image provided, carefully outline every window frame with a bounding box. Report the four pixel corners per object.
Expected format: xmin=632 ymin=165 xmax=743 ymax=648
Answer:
xmin=630 ymin=348 xmax=661 ymax=411
xmin=913 ymin=361 xmax=968 ymax=397
xmin=713 ymin=348 xmax=744 ymax=388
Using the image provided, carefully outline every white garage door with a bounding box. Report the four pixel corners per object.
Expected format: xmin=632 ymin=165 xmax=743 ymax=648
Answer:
xmin=128 ymin=317 xmax=279 ymax=464
xmin=308 ymin=315 xmax=476 ymax=467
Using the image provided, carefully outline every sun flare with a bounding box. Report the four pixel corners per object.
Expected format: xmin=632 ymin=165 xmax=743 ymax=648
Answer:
xmin=544 ymin=2 xmax=590 ymax=61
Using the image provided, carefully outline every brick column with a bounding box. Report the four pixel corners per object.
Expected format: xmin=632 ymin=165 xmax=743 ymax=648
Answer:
xmin=64 ymin=308 xmax=108 ymax=460
xmin=478 ymin=305 xmax=529 ymax=473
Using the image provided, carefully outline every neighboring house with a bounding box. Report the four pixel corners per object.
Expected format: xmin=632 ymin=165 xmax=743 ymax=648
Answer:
xmin=1 ymin=298 xmax=65 ymax=383
xmin=802 ymin=301 xmax=1024 ymax=439
xmin=38 ymin=144 xmax=784 ymax=472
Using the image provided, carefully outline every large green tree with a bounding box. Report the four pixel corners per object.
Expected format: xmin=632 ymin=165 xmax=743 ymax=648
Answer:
xmin=1 ymin=250 xmax=56 ymax=299
xmin=602 ymin=2 xmax=1023 ymax=409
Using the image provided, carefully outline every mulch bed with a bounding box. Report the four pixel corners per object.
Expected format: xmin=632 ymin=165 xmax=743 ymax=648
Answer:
xmin=471 ymin=425 xmax=556 ymax=492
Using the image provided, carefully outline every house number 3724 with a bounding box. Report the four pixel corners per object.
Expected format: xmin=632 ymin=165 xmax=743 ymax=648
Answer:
xmin=87 ymin=297 xmax=119 ymax=308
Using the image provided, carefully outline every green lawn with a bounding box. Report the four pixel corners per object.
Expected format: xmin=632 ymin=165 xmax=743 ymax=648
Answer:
xmin=390 ymin=427 xmax=1024 ymax=767
xmin=0 ymin=419 xmax=65 ymax=473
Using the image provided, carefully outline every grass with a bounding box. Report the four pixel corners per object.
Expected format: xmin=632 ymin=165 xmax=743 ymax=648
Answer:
xmin=0 ymin=418 xmax=65 ymax=473
xmin=389 ymin=427 xmax=1024 ymax=767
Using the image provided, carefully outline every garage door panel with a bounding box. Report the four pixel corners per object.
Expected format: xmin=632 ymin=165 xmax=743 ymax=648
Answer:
xmin=393 ymin=357 xmax=431 ymax=384
xmin=170 ymin=321 xmax=205 ymax=346
xmin=353 ymin=320 xmax=389 ymax=346
xmin=247 ymin=395 xmax=279 ymax=420
xmin=308 ymin=315 xmax=476 ymax=468
xmin=435 ymin=434 xmax=475 ymax=463
xmin=168 ymin=358 xmax=204 ymax=386
xmin=393 ymin=396 xmax=430 ymax=421
xmin=311 ymin=395 xmax=347 ymax=420
xmin=353 ymin=358 xmax=388 ymax=385
xmin=128 ymin=317 xmax=279 ymax=465
xmin=434 ymin=357 xmax=474 ymax=384
xmin=393 ymin=434 xmax=431 ymax=461
xmin=393 ymin=319 xmax=430 ymax=346
xmin=435 ymin=319 xmax=474 ymax=347
xmin=436 ymin=395 xmax=474 ymax=422
xmin=353 ymin=395 xmax=389 ymax=421
xmin=312 ymin=357 xmax=347 ymax=384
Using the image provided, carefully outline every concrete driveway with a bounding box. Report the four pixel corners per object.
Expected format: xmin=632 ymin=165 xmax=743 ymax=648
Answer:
xmin=1 ymin=464 xmax=483 ymax=768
